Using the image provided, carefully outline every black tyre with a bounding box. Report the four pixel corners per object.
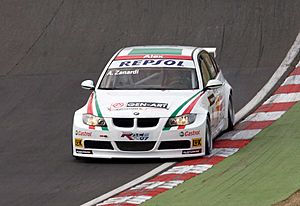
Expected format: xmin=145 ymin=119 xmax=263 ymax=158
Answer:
xmin=205 ymin=118 xmax=212 ymax=155
xmin=227 ymin=95 xmax=234 ymax=131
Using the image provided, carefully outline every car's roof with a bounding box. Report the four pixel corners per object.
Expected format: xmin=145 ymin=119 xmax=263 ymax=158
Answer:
xmin=117 ymin=45 xmax=197 ymax=57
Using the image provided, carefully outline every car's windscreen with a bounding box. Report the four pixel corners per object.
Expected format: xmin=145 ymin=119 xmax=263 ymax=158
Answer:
xmin=99 ymin=67 xmax=199 ymax=90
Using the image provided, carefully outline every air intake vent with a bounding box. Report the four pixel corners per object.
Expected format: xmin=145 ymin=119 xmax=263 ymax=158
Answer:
xmin=115 ymin=141 xmax=156 ymax=151
xmin=113 ymin=118 xmax=134 ymax=127
xmin=137 ymin=118 xmax=159 ymax=127
xmin=84 ymin=140 xmax=114 ymax=150
xmin=158 ymin=140 xmax=191 ymax=150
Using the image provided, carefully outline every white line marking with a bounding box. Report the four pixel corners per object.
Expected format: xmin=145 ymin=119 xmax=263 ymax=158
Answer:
xmin=282 ymin=75 xmax=300 ymax=85
xmin=81 ymin=162 xmax=175 ymax=206
xmin=264 ymin=92 xmax=300 ymax=104
xmin=212 ymin=148 xmax=239 ymax=157
xmin=162 ymin=164 xmax=213 ymax=175
xmin=219 ymin=129 xmax=261 ymax=140
xmin=235 ymin=32 xmax=300 ymax=123
xmin=130 ymin=180 xmax=184 ymax=190
xmin=97 ymin=195 xmax=152 ymax=205
xmin=243 ymin=111 xmax=285 ymax=121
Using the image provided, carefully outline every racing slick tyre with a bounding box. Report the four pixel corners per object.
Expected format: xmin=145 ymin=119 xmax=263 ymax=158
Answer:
xmin=227 ymin=94 xmax=234 ymax=131
xmin=205 ymin=118 xmax=212 ymax=155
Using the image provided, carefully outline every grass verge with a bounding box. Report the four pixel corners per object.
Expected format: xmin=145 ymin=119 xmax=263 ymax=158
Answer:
xmin=142 ymin=102 xmax=300 ymax=206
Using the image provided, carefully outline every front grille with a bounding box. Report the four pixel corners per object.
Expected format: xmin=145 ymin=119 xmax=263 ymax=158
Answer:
xmin=113 ymin=118 xmax=134 ymax=127
xmin=84 ymin=140 xmax=114 ymax=150
xmin=115 ymin=141 xmax=156 ymax=151
xmin=158 ymin=140 xmax=191 ymax=150
xmin=137 ymin=118 xmax=159 ymax=127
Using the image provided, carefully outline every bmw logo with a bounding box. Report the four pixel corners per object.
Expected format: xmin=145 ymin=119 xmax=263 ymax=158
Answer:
xmin=179 ymin=131 xmax=184 ymax=137
xmin=134 ymin=112 xmax=140 ymax=116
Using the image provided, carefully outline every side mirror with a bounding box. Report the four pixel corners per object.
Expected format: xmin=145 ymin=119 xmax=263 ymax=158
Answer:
xmin=206 ymin=79 xmax=223 ymax=90
xmin=81 ymin=80 xmax=95 ymax=90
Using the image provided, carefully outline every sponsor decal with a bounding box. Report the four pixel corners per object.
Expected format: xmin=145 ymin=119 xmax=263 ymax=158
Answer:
xmin=192 ymin=138 xmax=202 ymax=147
xmin=108 ymin=102 xmax=168 ymax=111
xmin=75 ymin=138 xmax=83 ymax=148
xmin=179 ymin=130 xmax=201 ymax=137
xmin=215 ymin=96 xmax=224 ymax=112
xmin=182 ymin=148 xmax=202 ymax=154
xmin=76 ymin=149 xmax=93 ymax=154
xmin=127 ymin=102 xmax=168 ymax=109
xmin=106 ymin=69 xmax=139 ymax=76
xmin=143 ymin=54 xmax=163 ymax=59
xmin=121 ymin=132 xmax=150 ymax=141
xmin=75 ymin=130 xmax=92 ymax=137
xmin=208 ymin=94 xmax=216 ymax=106
xmin=118 ymin=59 xmax=185 ymax=67
xmin=99 ymin=134 xmax=108 ymax=138
xmin=111 ymin=102 xmax=125 ymax=109
xmin=109 ymin=59 xmax=195 ymax=68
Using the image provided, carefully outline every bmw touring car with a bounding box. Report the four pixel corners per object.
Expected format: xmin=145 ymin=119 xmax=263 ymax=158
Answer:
xmin=72 ymin=46 xmax=234 ymax=159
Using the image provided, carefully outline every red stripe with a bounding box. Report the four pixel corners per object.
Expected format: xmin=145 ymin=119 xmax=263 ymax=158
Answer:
xmin=145 ymin=188 xmax=169 ymax=197
xmin=214 ymin=139 xmax=251 ymax=148
xmin=177 ymin=92 xmax=204 ymax=129
xmin=274 ymin=84 xmax=300 ymax=94
xmin=289 ymin=67 xmax=300 ymax=76
xmin=87 ymin=93 xmax=95 ymax=130
xmin=235 ymin=121 xmax=274 ymax=130
xmin=119 ymin=188 xmax=168 ymax=197
xmin=176 ymin=156 xmax=225 ymax=166
xmin=115 ymin=55 xmax=192 ymax=60
xmin=255 ymin=102 xmax=296 ymax=113
xmin=149 ymin=173 xmax=197 ymax=182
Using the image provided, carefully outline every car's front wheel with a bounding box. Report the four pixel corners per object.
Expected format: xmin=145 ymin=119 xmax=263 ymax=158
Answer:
xmin=205 ymin=118 xmax=212 ymax=155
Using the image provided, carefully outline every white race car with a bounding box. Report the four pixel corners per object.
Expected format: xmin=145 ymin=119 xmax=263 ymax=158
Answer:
xmin=72 ymin=46 xmax=234 ymax=159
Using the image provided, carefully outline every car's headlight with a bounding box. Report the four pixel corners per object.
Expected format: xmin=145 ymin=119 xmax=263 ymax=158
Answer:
xmin=82 ymin=114 xmax=107 ymax=127
xmin=166 ymin=113 xmax=197 ymax=127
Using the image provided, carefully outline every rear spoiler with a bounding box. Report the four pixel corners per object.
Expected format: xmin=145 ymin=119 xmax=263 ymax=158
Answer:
xmin=203 ymin=48 xmax=216 ymax=58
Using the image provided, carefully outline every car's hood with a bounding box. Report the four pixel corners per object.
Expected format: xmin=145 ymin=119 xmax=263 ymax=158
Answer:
xmin=94 ymin=90 xmax=199 ymax=118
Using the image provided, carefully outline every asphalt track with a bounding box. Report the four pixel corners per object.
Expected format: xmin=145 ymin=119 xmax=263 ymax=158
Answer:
xmin=0 ymin=1 xmax=299 ymax=205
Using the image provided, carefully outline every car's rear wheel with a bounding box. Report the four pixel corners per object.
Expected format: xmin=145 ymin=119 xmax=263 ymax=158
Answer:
xmin=205 ymin=118 xmax=212 ymax=155
xmin=227 ymin=94 xmax=234 ymax=131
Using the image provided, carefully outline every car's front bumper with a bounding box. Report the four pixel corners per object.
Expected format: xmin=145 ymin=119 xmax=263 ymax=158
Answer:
xmin=72 ymin=110 xmax=207 ymax=159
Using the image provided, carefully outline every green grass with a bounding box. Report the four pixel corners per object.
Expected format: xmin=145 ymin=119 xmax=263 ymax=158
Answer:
xmin=142 ymin=102 xmax=300 ymax=206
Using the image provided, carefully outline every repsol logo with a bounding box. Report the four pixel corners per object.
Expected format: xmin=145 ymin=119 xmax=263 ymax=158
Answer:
xmin=119 ymin=59 xmax=185 ymax=67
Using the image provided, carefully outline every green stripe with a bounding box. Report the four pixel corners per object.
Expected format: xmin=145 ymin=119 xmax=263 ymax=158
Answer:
xmin=94 ymin=92 xmax=108 ymax=131
xmin=163 ymin=91 xmax=202 ymax=131
xmin=129 ymin=48 xmax=182 ymax=55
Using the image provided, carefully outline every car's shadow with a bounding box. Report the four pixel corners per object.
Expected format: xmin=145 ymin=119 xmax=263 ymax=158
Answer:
xmin=73 ymin=157 xmax=182 ymax=164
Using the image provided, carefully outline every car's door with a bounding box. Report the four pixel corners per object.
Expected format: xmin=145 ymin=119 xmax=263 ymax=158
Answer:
xmin=199 ymin=52 xmax=224 ymax=136
xmin=202 ymin=52 xmax=225 ymax=134
xmin=198 ymin=53 xmax=216 ymax=131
